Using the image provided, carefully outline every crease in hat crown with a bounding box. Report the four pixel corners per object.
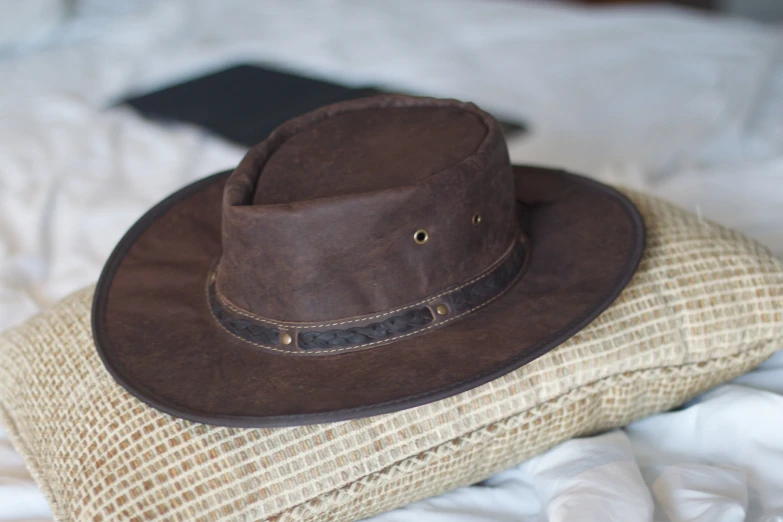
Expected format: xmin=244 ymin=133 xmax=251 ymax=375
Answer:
xmin=214 ymin=95 xmax=522 ymax=335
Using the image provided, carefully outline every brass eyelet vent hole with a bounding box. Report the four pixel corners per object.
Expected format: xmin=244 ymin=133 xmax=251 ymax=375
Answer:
xmin=472 ymin=213 xmax=482 ymax=226
xmin=414 ymin=229 xmax=429 ymax=244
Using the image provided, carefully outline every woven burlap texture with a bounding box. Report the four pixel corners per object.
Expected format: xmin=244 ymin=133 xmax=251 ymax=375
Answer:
xmin=0 ymin=189 xmax=781 ymax=522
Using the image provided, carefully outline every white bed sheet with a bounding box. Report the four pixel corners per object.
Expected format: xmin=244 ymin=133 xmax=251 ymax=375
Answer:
xmin=0 ymin=1 xmax=782 ymax=520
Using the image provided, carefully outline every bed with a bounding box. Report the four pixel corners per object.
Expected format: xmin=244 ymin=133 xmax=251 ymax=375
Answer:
xmin=1 ymin=1 xmax=782 ymax=520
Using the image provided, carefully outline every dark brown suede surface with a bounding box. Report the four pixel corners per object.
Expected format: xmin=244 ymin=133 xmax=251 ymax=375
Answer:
xmin=254 ymin=106 xmax=487 ymax=205
xmin=217 ymin=97 xmax=517 ymax=322
xmin=96 ymin=167 xmax=641 ymax=427
xmin=93 ymin=95 xmax=644 ymax=427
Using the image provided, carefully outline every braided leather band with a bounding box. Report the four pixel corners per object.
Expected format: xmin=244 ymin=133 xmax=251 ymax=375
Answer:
xmin=207 ymin=235 xmax=529 ymax=356
xmin=298 ymin=307 xmax=434 ymax=350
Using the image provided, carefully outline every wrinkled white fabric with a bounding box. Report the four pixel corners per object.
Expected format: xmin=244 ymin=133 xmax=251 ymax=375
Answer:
xmin=527 ymin=431 xmax=655 ymax=522
xmin=0 ymin=1 xmax=781 ymax=520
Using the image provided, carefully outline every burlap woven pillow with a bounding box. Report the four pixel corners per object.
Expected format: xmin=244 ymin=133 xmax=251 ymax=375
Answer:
xmin=1 ymin=188 xmax=781 ymax=522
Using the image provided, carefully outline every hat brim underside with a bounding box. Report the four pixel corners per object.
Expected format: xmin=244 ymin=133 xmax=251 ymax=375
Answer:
xmin=92 ymin=166 xmax=644 ymax=428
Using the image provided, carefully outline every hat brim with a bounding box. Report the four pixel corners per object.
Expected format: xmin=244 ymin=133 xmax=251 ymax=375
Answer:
xmin=92 ymin=166 xmax=644 ymax=427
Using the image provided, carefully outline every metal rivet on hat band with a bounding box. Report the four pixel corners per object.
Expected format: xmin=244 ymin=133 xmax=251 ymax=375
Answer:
xmin=280 ymin=332 xmax=293 ymax=345
xmin=472 ymin=213 xmax=482 ymax=226
xmin=413 ymin=229 xmax=429 ymax=244
xmin=435 ymin=304 xmax=449 ymax=316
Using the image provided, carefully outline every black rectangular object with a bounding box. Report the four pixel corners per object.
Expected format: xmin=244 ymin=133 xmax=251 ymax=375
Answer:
xmin=122 ymin=64 xmax=526 ymax=147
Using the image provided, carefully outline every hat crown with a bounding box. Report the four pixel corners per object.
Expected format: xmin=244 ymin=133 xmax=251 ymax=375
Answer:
xmin=215 ymin=95 xmax=519 ymax=324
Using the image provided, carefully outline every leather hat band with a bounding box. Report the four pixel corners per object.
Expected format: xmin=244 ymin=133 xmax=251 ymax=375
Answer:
xmin=207 ymin=231 xmax=530 ymax=357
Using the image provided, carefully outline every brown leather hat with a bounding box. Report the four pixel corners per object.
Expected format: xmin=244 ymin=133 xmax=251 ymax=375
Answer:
xmin=93 ymin=95 xmax=645 ymax=427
